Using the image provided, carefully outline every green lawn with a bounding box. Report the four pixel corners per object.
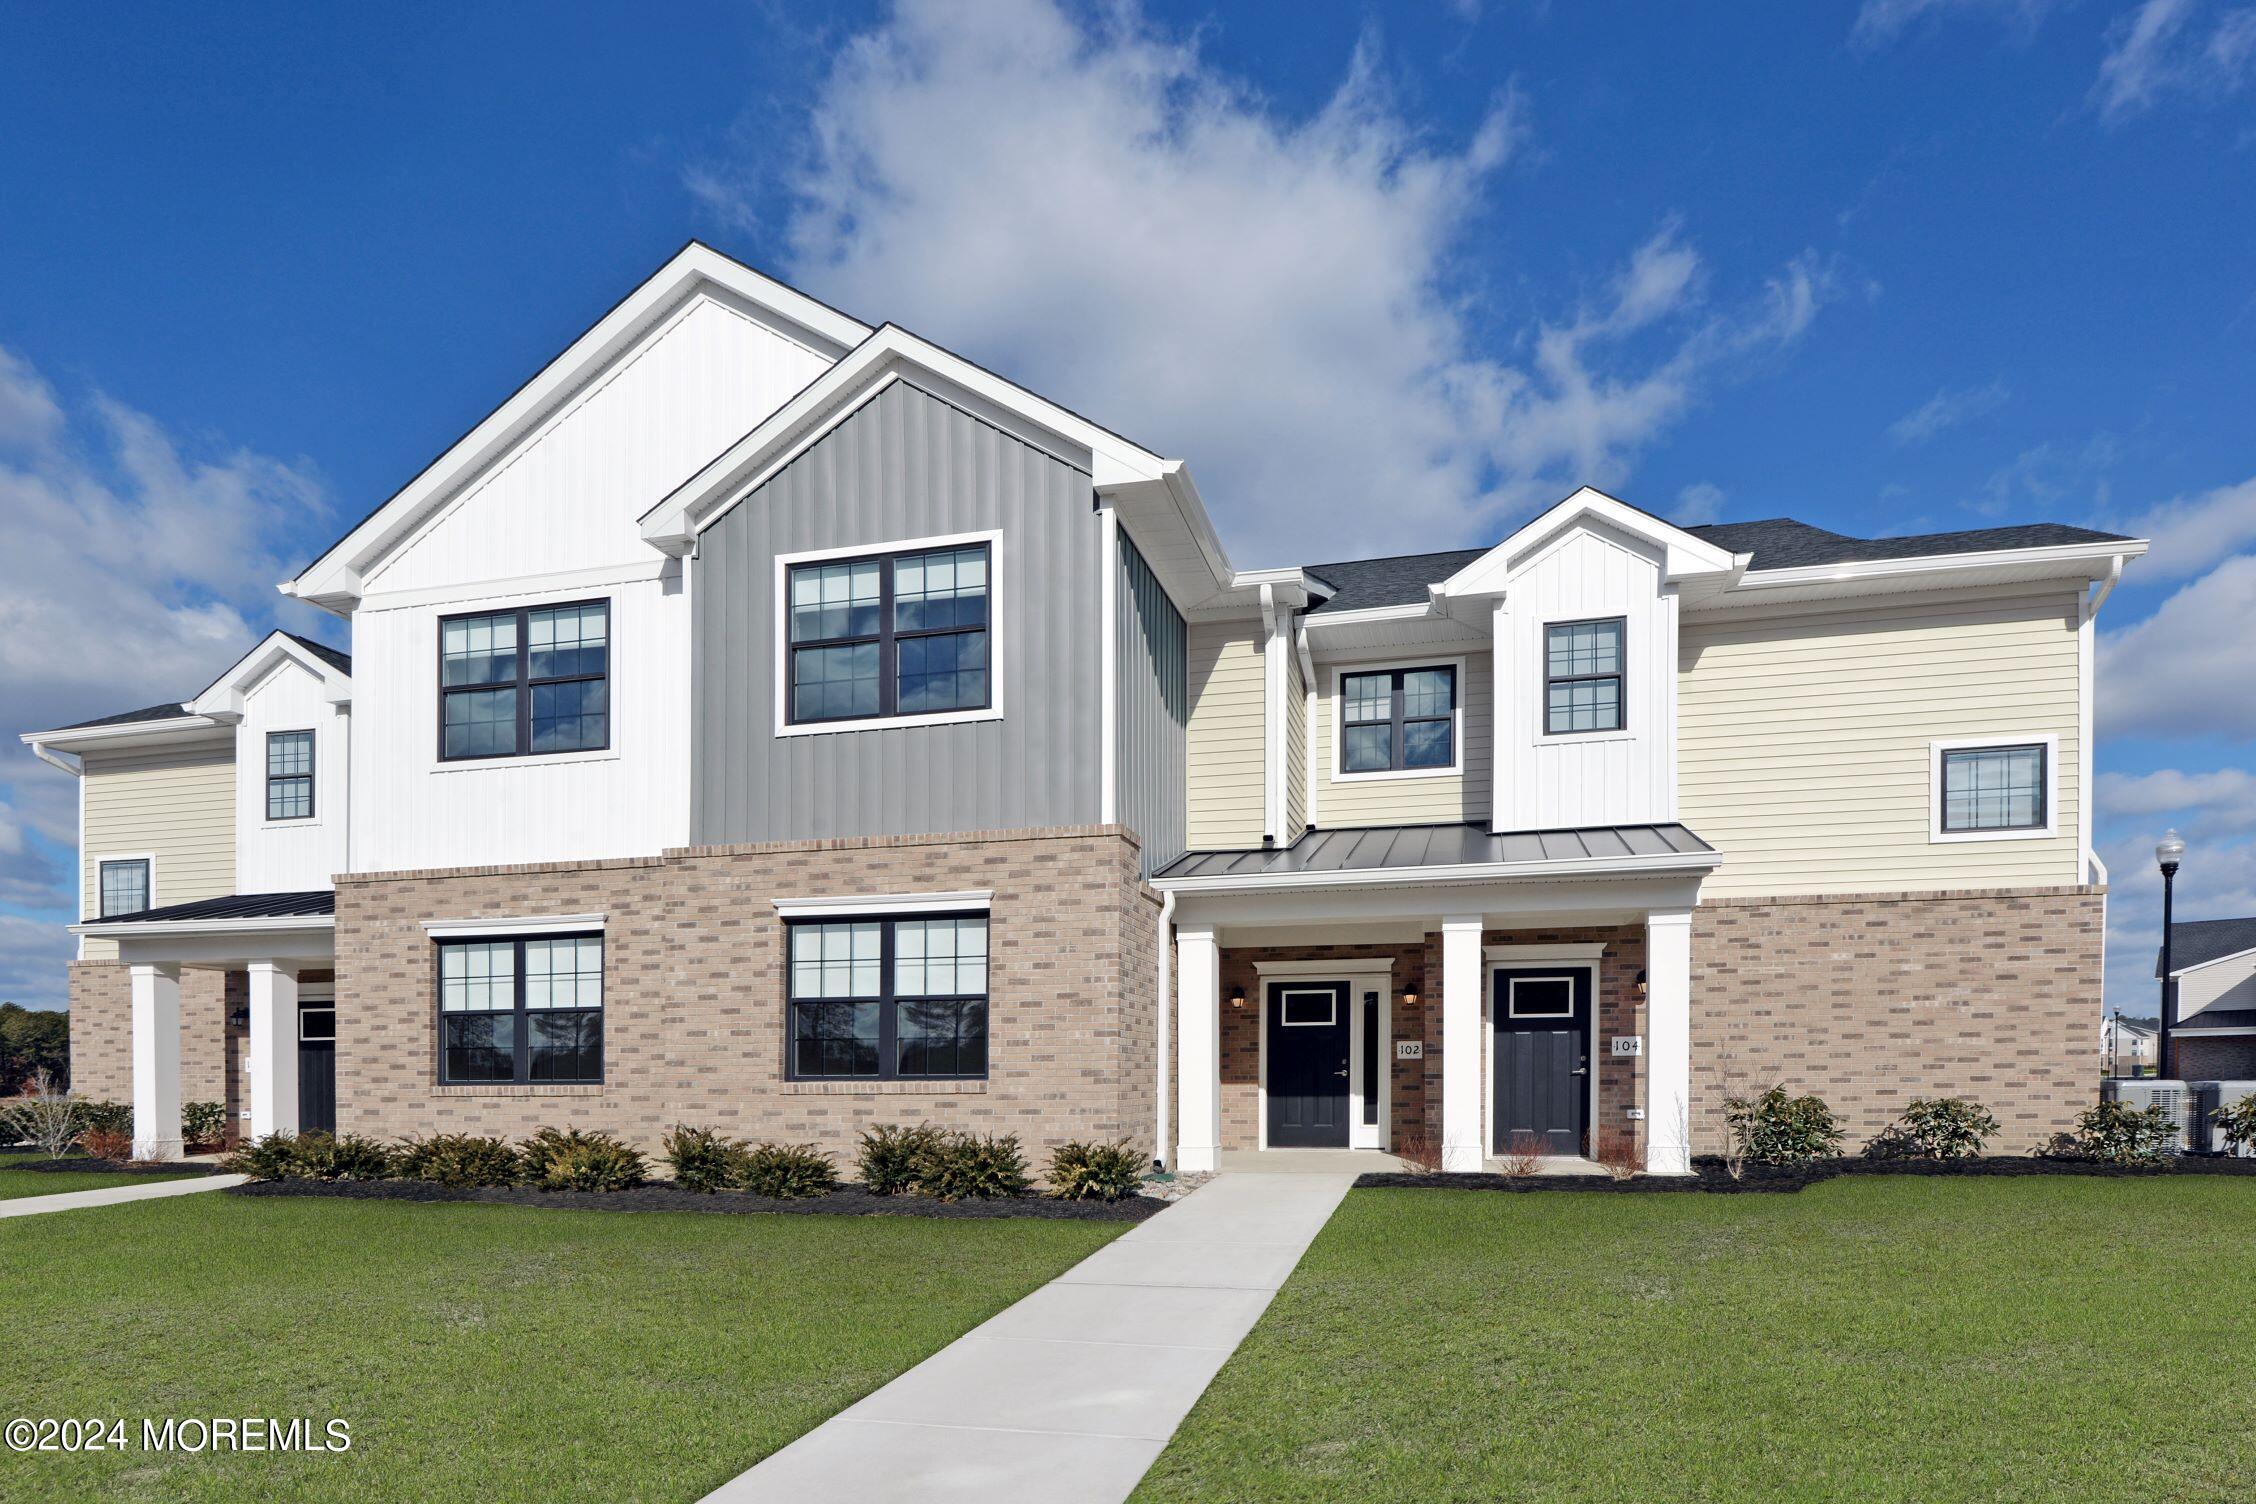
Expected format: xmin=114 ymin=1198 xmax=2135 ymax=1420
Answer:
xmin=0 ymin=1192 xmax=1125 ymax=1503
xmin=1136 ymin=1178 xmax=2256 ymax=1504
xmin=0 ymin=1166 xmax=203 ymax=1200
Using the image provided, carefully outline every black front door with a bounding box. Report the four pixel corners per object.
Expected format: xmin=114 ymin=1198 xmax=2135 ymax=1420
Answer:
xmin=298 ymin=1003 xmax=336 ymax=1135
xmin=1492 ymin=969 xmax=1590 ymax=1156
xmin=1266 ymin=981 xmax=1351 ymax=1147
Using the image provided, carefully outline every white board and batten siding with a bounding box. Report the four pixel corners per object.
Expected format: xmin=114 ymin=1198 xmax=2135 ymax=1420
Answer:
xmin=349 ymin=290 xmax=830 ymax=872
xmin=1678 ymin=584 xmax=2085 ymax=897
xmin=79 ymin=742 xmax=235 ymax=959
xmin=234 ymin=657 xmax=349 ymax=894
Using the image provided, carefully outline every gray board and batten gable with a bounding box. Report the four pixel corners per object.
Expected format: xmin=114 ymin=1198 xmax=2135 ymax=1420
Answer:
xmin=1116 ymin=529 xmax=1189 ymax=874
xmin=693 ymin=378 xmax=1156 ymax=853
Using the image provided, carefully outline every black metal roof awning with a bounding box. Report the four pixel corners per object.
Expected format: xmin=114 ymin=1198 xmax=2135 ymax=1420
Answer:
xmin=81 ymin=891 xmax=336 ymax=926
xmin=1156 ymin=822 xmax=1715 ymax=883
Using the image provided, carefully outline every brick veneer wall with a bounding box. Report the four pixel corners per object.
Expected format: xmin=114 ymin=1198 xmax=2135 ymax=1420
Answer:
xmin=2175 ymin=1035 xmax=2256 ymax=1080
xmin=333 ymin=826 xmax=1156 ymax=1165
xmin=66 ymin=965 xmax=329 ymax=1134
xmin=1689 ymin=886 xmax=2105 ymax=1155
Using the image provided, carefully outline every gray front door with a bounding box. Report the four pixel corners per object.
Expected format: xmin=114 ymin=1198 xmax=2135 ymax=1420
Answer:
xmin=1266 ymin=982 xmax=1351 ymax=1147
xmin=1492 ymin=969 xmax=1590 ymax=1156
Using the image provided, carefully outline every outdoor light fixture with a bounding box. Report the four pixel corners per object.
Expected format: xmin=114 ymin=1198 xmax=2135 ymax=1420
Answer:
xmin=1227 ymin=985 xmax=1246 ymax=1008
xmin=1635 ymin=968 xmax=1648 ymax=998
xmin=2157 ymin=829 xmax=2187 ymax=1079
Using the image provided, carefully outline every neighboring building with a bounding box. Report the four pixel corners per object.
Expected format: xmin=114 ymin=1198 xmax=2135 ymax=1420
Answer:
xmin=23 ymin=242 xmax=2144 ymax=1168
xmin=2159 ymin=917 xmax=2256 ymax=1079
xmin=2102 ymin=1014 xmax=2157 ymax=1078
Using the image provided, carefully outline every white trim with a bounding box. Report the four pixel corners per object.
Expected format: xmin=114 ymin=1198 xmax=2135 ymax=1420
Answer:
xmin=1253 ymin=958 xmax=1401 ymax=980
xmin=1252 ymin=965 xmax=1395 ymax=1152
xmin=1295 ymin=623 xmax=1320 ymax=828
xmin=2167 ymin=944 xmax=2256 ymax=979
xmin=1155 ymin=848 xmax=1721 ymax=897
xmin=1276 ymin=987 xmax=1338 ymax=1027
xmin=21 ymin=715 xmax=224 ymax=752
xmin=771 ymin=890 xmax=993 ymax=919
xmin=1726 ymin=539 xmax=2148 ymax=594
xmin=2171 ymin=1023 xmax=2256 ymax=1036
xmin=1329 ymin=656 xmax=1467 ymax=782
xmin=71 ymin=913 xmax=333 ymax=939
xmin=1260 ymin=584 xmax=1286 ymax=841
xmin=1484 ymin=942 xmax=1607 ymax=962
xmin=422 ymin=913 xmax=608 ymax=938
xmin=431 ymin=747 xmax=622 ymax=774
xmin=356 ymin=558 xmax=673 ymax=614
xmin=771 ymin=529 xmax=1006 ymax=739
xmin=1303 ymin=603 xmax=1435 ymax=630
xmin=1929 ymin=734 xmax=2060 ymax=844
xmin=1099 ymin=504 xmax=1120 ymax=825
xmin=91 ymin=852 xmax=157 ymax=921
xmin=1437 ymin=488 xmax=1742 ymax=599
xmin=1483 ymin=953 xmax=1602 ymax=1160
xmin=1505 ymin=975 xmax=1576 ymax=1020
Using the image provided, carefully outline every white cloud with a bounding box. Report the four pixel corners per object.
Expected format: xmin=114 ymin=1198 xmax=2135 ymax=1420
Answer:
xmin=2110 ymin=473 xmax=2256 ymax=583
xmin=1976 ymin=431 xmax=2118 ymax=517
xmin=2098 ymin=554 xmax=2256 ymax=740
xmin=1886 ymin=379 xmax=2009 ymax=445
xmin=2095 ymin=0 xmax=2256 ymax=119
xmin=2100 ymin=825 xmax=2256 ymax=1013
xmin=1672 ymin=481 xmax=1726 ymax=526
xmin=1851 ymin=0 xmax=2059 ymax=48
xmin=0 ymin=913 xmax=73 ymax=1009
xmin=693 ymin=0 xmax=1840 ymax=563
xmin=2099 ymin=767 xmax=2256 ymax=828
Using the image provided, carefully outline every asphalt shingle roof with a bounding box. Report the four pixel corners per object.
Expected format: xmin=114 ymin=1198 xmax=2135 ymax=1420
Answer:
xmin=81 ymin=890 xmax=336 ymax=926
xmin=52 ymin=701 xmax=193 ymax=732
xmin=2159 ymin=916 xmax=2256 ymax=976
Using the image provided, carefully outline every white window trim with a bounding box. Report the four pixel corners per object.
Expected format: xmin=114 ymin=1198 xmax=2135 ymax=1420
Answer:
xmin=1252 ymin=958 xmax=1395 ymax=1152
xmin=772 ymin=890 xmax=993 ymax=919
xmin=1506 ymin=975 xmax=1576 ymax=1020
xmin=92 ymin=851 xmax=157 ymax=920
xmin=1329 ymin=655 xmax=1466 ymax=783
xmin=423 ymin=913 xmax=608 ymax=939
xmin=1276 ymin=987 xmax=1339 ymax=1027
xmin=772 ymin=528 xmax=1006 ymax=738
xmin=1929 ymin=734 xmax=2059 ymax=844
xmin=1537 ymin=616 xmax=1630 ymax=742
xmin=1483 ymin=954 xmax=1602 ymax=1161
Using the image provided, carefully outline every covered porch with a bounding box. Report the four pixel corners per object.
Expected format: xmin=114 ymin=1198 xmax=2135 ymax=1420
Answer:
xmin=70 ymin=892 xmax=337 ymax=1161
xmin=1156 ymin=822 xmax=1718 ymax=1176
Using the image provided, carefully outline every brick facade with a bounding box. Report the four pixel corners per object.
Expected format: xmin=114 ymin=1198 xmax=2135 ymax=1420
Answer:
xmin=68 ymin=962 xmax=253 ymax=1124
xmin=2174 ymin=1034 xmax=2256 ymax=1080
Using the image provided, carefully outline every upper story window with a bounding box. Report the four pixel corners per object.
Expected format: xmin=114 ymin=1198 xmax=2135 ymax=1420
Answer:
xmin=1544 ymin=618 xmax=1625 ymax=734
xmin=266 ymin=730 xmax=314 ymax=820
xmin=437 ymin=933 xmax=604 ymax=1084
xmin=786 ymin=542 xmax=990 ymax=726
xmin=439 ymin=600 xmax=609 ymax=760
xmin=1938 ymin=742 xmax=2048 ymax=835
xmin=1338 ymin=665 xmax=1457 ymax=775
xmin=98 ymin=858 xmax=150 ymax=917
xmin=786 ymin=914 xmax=989 ymax=1080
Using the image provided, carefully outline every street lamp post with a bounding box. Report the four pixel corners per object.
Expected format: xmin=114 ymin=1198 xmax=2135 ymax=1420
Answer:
xmin=2157 ymin=830 xmax=2186 ymax=1080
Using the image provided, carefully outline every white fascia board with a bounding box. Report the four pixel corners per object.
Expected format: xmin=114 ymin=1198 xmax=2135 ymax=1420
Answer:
xmin=2171 ymin=1023 xmax=2256 ymax=1036
xmin=1724 ymin=539 xmax=2149 ymax=596
xmin=287 ymin=243 xmax=870 ymax=605
xmin=23 ymin=740 xmax=82 ymax=776
xmin=1435 ymin=487 xmax=1741 ymax=600
xmin=186 ymin=632 xmax=352 ymax=718
xmin=772 ymin=890 xmax=993 ymax=918
xmin=2168 ymin=945 xmax=2256 ymax=979
xmin=423 ymin=913 xmax=607 ymax=938
xmin=1152 ymin=849 xmax=1721 ymax=897
xmin=68 ymin=913 xmax=334 ymax=940
xmin=20 ymin=715 xmax=227 ymax=753
xmin=1303 ymin=603 xmax=1435 ymax=630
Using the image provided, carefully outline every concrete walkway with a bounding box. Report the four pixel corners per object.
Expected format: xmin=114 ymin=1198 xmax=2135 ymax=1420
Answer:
xmin=0 ymin=1172 xmax=247 ymax=1219
xmin=703 ymin=1172 xmax=1356 ymax=1504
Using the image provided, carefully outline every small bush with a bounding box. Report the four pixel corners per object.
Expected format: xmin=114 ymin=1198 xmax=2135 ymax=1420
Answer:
xmin=1864 ymin=1097 xmax=1999 ymax=1161
xmin=662 ymin=1124 xmax=753 ymax=1193
xmin=915 ymin=1131 xmax=1032 ymax=1201
xmin=181 ymin=1101 xmax=229 ymax=1149
xmin=523 ymin=1128 xmax=646 ymax=1191
xmin=1496 ymin=1130 xmax=1543 ymax=1178
xmin=1047 ymin=1138 xmax=1145 ymax=1201
xmin=741 ymin=1142 xmax=839 ymax=1199
xmin=1392 ymin=1127 xmax=1443 ymax=1175
xmin=1722 ymin=1086 xmax=1844 ymax=1164
xmin=857 ymin=1122 xmax=946 ymax=1194
xmin=78 ymin=1125 xmax=135 ymax=1162
xmin=222 ymin=1132 xmax=302 ymax=1180
xmin=2061 ymin=1100 xmax=2178 ymax=1164
xmin=286 ymin=1131 xmax=397 ymax=1182
xmin=1595 ymin=1132 xmax=1640 ymax=1181
xmin=2213 ymin=1094 xmax=2256 ymax=1155
xmin=78 ymin=1100 xmax=131 ymax=1137
xmin=397 ymin=1133 xmax=523 ymax=1187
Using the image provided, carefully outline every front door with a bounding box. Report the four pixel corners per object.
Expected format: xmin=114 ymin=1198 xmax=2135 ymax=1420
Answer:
xmin=1266 ymin=982 xmax=1351 ymax=1147
xmin=1492 ymin=969 xmax=1590 ymax=1156
xmin=298 ymin=1001 xmax=336 ymax=1135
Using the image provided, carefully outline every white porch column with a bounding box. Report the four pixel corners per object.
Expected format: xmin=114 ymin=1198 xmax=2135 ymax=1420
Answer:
xmin=1441 ymin=915 xmax=1485 ymax=1172
xmin=248 ymin=961 xmax=301 ymax=1140
xmin=1176 ymin=923 xmax=1223 ymax=1173
xmin=1645 ymin=909 xmax=1694 ymax=1175
xmin=129 ymin=963 xmax=183 ymax=1162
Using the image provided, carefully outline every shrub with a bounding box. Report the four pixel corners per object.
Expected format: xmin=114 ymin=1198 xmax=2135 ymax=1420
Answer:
xmin=1047 ymin=1138 xmax=1145 ymax=1201
xmin=181 ymin=1100 xmax=229 ymax=1149
xmin=2213 ymin=1094 xmax=2256 ymax=1156
xmin=1392 ymin=1127 xmax=1442 ymax=1176
xmin=1496 ymin=1130 xmax=1543 ymax=1178
xmin=1864 ymin=1097 xmax=1999 ymax=1161
xmin=78 ymin=1125 xmax=135 ymax=1162
xmin=9 ymin=1069 xmax=81 ymax=1158
xmin=741 ymin=1142 xmax=840 ymax=1199
xmin=397 ymin=1133 xmax=523 ymax=1187
xmin=522 ymin=1127 xmax=646 ymax=1191
xmin=287 ymin=1131 xmax=397 ymax=1182
xmin=2061 ymin=1100 xmax=2178 ymax=1164
xmin=915 ymin=1131 xmax=1032 ymax=1201
xmin=78 ymin=1099 xmax=131 ymax=1137
xmin=856 ymin=1122 xmax=946 ymax=1194
xmin=222 ymin=1132 xmax=302 ymax=1180
xmin=1722 ymin=1086 xmax=1844 ymax=1164
xmin=661 ymin=1124 xmax=752 ymax=1193
xmin=1595 ymin=1132 xmax=1640 ymax=1181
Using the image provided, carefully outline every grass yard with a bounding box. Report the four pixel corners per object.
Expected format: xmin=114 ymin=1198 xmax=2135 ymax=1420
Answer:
xmin=0 ymin=1165 xmax=203 ymax=1200
xmin=1135 ymin=1178 xmax=2256 ymax=1504
xmin=0 ymin=1192 xmax=1125 ymax=1503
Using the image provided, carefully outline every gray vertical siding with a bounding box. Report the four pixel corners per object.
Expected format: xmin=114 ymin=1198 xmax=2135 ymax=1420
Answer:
xmin=692 ymin=381 xmax=1103 ymax=842
xmin=1116 ymin=529 xmax=1188 ymax=874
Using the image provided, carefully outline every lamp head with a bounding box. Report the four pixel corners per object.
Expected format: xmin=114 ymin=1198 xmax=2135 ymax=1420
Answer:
xmin=2157 ymin=829 xmax=2187 ymax=875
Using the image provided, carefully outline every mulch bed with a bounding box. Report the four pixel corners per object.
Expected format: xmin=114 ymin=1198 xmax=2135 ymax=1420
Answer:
xmin=1356 ymin=1154 xmax=2256 ymax=1195
xmin=229 ymin=1177 xmax=1168 ymax=1221
xmin=3 ymin=1154 xmax=228 ymax=1177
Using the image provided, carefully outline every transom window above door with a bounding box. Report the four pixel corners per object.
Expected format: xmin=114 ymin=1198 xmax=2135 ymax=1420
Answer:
xmin=438 ymin=600 xmax=610 ymax=760
xmin=785 ymin=541 xmax=993 ymax=727
xmin=1338 ymin=664 xmax=1457 ymax=775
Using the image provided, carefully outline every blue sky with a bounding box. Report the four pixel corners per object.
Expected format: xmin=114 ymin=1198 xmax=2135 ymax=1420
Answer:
xmin=1 ymin=0 xmax=2251 ymax=1009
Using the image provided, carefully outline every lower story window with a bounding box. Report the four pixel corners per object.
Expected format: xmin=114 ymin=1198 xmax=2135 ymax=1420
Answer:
xmin=438 ymin=934 xmax=604 ymax=1084
xmin=788 ymin=914 xmax=988 ymax=1081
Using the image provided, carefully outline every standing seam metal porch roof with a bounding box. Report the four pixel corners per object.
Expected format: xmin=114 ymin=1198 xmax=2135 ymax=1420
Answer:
xmin=1156 ymin=822 xmax=1715 ymax=880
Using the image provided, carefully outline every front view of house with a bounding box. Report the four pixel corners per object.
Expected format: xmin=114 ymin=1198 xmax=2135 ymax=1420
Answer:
xmin=27 ymin=244 xmax=2141 ymax=1173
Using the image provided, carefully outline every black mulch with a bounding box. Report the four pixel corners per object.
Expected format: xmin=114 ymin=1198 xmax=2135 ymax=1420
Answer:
xmin=228 ymin=1177 xmax=1168 ymax=1220
xmin=3 ymin=1154 xmax=227 ymax=1177
xmin=1355 ymin=1154 xmax=2256 ymax=1195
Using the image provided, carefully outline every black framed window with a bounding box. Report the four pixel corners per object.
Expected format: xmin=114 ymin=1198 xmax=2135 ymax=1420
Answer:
xmin=98 ymin=858 xmax=149 ymax=917
xmin=787 ymin=543 xmax=989 ymax=724
xmin=1544 ymin=618 xmax=1625 ymax=734
xmin=437 ymin=934 xmax=604 ymax=1084
xmin=1941 ymin=743 xmax=2047 ymax=833
xmin=439 ymin=600 xmax=609 ymax=760
xmin=1339 ymin=665 xmax=1457 ymax=773
xmin=787 ymin=914 xmax=988 ymax=1080
xmin=266 ymin=730 xmax=314 ymax=820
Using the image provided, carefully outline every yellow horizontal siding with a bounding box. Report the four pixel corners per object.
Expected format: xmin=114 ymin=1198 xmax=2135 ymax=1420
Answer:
xmin=81 ymin=744 xmax=236 ymax=925
xmin=1313 ymin=653 xmax=1492 ymax=827
xmin=1187 ymin=620 xmax=1265 ymax=849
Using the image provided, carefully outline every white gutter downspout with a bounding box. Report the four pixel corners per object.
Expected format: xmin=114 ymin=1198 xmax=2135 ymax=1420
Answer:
xmin=1294 ymin=622 xmax=1319 ymax=830
xmin=1155 ymin=887 xmax=1175 ymax=1171
xmin=1259 ymin=583 xmax=1285 ymax=845
xmin=2080 ymin=554 xmax=2126 ymax=886
xmin=1098 ymin=503 xmax=1121 ymax=825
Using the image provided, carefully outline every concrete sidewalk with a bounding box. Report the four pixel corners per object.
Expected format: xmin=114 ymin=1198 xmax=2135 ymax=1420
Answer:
xmin=703 ymin=1172 xmax=1355 ymax=1504
xmin=0 ymin=1172 xmax=247 ymax=1219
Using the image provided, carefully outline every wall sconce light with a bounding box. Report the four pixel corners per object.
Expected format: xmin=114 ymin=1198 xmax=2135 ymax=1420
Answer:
xmin=1401 ymin=990 xmax=1419 ymax=1009
xmin=1227 ymin=985 xmax=1247 ymax=1008
xmin=226 ymin=1005 xmax=250 ymax=1032
xmin=1634 ymin=969 xmax=1648 ymax=998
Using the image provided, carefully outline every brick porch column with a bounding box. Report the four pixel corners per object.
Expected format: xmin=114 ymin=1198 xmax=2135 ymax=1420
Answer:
xmin=130 ymin=963 xmax=183 ymax=1161
xmin=1645 ymin=909 xmax=1693 ymax=1175
xmin=1441 ymin=915 xmax=1484 ymax=1172
xmin=247 ymin=961 xmax=301 ymax=1140
xmin=1176 ymin=924 xmax=1222 ymax=1173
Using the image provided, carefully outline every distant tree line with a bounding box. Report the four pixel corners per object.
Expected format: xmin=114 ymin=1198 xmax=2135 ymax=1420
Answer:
xmin=1 ymin=1003 xmax=69 ymax=1094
